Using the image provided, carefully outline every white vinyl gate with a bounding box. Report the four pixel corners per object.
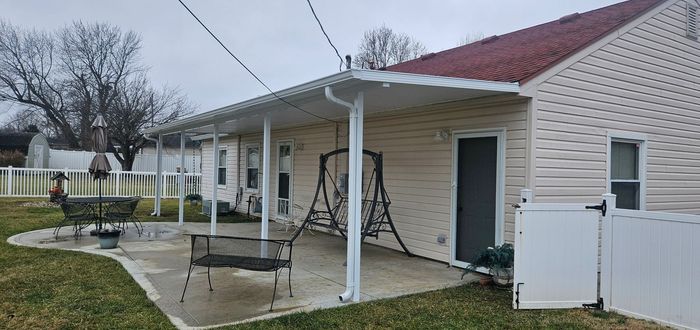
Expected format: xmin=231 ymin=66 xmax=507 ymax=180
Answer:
xmin=513 ymin=202 xmax=601 ymax=309
xmin=515 ymin=191 xmax=700 ymax=329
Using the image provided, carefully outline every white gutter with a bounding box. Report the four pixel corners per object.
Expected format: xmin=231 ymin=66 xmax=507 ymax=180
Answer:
xmin=325 ymin=86 xmax=362 ymax=303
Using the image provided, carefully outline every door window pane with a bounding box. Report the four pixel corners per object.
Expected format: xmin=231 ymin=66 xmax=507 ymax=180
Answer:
xmin=278 ymin=173 xmax=290 ymax=199
xmin=246 ymin=146 xmax=259 ymax=189
xmin=217 ymin=149 xmax=226 ymax=185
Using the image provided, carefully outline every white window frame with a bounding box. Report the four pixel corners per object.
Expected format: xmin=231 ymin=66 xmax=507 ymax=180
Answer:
xmin=449 ymin=128 xmax=506 ymax=269
xmin=607 ymin=131 xmax=647 ymax=210
xmin=245 ymin=143 xmax=260 ymax=192
xmin=276 ymin=140 xmax=294 ymax=219
xmin=217 ymin=146 xmax=227 ymax=188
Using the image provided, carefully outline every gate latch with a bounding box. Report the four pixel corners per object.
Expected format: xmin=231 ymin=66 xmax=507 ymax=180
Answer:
xmin=585 ymin=200 xmax=607 ymax=216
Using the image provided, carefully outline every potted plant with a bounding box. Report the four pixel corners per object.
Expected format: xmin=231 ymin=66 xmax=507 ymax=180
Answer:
xmin=461 ymin=243 xmax=514 ymax=286
xmin=185 ymin=193 xmax=202 ymax=206
xmin=97 ymin=228 xmax=121 ymax=249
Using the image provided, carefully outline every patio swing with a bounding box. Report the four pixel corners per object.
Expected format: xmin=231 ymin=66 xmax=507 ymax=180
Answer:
xmin=290 ymin=148 xmax=413 ymax=256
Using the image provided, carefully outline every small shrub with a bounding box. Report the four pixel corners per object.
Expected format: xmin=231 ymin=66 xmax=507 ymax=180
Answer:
xmin=0 ymin=150 xmax=26 ymax=167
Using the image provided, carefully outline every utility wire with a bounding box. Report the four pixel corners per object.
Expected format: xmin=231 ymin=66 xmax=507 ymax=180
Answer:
xmin=305 ymin=0 xmax=345 ymax=71
xmin=176 ymin=0 xmax=335 ymax=123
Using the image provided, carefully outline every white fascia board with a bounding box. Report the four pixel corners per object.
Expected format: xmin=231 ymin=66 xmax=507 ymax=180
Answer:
xmin=145 ymin=69 xmax=520 ymax=135
xmin=352 ymin=69 xmax=520 ymax=93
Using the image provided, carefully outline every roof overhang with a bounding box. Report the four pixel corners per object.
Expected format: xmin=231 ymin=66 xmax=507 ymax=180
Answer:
xmin=144 ymin=69 xmax=520 ymax=136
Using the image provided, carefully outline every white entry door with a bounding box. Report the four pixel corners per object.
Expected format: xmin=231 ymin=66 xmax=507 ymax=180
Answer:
xmin=513 ymin=203 xmax=600 ymax=309
xmin=33 ymin=145 xmax=44 ymax=168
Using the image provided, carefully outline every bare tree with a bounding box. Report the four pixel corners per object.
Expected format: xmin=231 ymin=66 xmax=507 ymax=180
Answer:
xmin=353 ymin=25 xmax=427 ymax=69
xmin=105 ymin=75 xmax=190 ymax=170
xmin=0 ymin=20 xmax=191 ymax=169
xmin=458 ymin=32 xmax=485 ymax=46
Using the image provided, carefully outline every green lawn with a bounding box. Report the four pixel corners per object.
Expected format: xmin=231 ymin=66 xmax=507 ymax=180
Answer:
xmin=0 ymin=198 xmax=661 ymax=329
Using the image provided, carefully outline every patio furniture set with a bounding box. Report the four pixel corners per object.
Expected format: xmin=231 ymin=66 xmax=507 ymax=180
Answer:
xmin=53 ymin=196 xmax=143 ymax=239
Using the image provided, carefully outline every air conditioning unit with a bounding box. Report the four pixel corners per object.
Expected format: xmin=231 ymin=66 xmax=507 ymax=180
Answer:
xmin=202 ymin=200 xmax=230 ymax=215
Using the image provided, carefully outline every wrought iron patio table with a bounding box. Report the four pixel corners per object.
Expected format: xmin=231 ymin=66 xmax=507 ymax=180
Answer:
xmin=65 ymin=197 xmax=133 ymax=232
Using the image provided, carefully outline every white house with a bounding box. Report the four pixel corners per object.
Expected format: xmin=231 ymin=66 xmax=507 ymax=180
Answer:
xmin=145 ymin=0 xmax=700 ymax=301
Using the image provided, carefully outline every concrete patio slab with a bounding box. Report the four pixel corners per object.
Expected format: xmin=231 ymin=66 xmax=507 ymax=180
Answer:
xmin=9 ymin=221 xmax=469 ymax=329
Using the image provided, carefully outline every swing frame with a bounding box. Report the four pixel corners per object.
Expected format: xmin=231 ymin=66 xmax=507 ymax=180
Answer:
xmin=291 ymin=148 xmax=412 ymax=256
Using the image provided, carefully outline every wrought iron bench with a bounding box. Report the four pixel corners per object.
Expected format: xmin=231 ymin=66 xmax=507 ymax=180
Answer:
xmin=179 ymin=234 xmax=293 ymax=311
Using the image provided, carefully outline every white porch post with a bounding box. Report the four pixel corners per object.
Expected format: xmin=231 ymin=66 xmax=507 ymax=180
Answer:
xmin=351 ymin=92 xmax=364 ymax=302
xmin=211 ymin=125 xmax=219 ymax=235
xmin=178 ymin=131 xmax=186 ymax=226
xmin=261 ymin=114 xmax=271 ymax=239
xmin=153 ymin=133 xmax=163 ymax=216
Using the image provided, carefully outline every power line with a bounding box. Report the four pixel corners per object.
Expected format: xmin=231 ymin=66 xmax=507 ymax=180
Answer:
xmin=175 ymin=0 xmax=335 ymax=123
xmin=305 ymin=0 xmax=345 ymax=71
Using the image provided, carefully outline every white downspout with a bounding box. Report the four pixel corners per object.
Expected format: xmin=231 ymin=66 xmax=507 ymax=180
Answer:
xmin=325 ymin=86 xmax=362 ymax=303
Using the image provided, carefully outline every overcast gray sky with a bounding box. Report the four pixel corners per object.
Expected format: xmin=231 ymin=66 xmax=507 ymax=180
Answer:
xmin=0 ymin=0 xmax=620 ymax=123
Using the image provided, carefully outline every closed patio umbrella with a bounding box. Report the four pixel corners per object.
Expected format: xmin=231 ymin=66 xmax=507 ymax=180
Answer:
xmin=88 ymin=114 xmax=111 ymax=230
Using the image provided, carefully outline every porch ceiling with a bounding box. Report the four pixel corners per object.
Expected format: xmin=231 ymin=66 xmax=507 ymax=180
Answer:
xmin=144 ymin=69 xmax=520 ymax=137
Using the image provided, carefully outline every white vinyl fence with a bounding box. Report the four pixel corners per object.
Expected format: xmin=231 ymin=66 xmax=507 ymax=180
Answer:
xmin=48 ymin=149 xmax=201 ymax=173
xmin=0 ymin=166 xmax=201 ymax=198
xmin=515 ymin=191 xmax=700 ymax=329
xmin=601 ymin=206 xmax=700 ymax=329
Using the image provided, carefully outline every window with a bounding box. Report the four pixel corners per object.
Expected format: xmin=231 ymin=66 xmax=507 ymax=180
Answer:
xmin=217 ymin=149 xmax=227 ymax=186
xmin=610 ymin=140 xmax=643 ymax=210
xmin=688 ymin=2 xmax=698 ymax=40
xmin=277 ymin=142 xmax=292 ymax=217
xmin=246 ymin=145 xmax=259 ymax=190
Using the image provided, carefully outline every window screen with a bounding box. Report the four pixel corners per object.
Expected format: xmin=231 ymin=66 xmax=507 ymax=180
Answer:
xmin=611 ymin=141 xmax=641 ymax=210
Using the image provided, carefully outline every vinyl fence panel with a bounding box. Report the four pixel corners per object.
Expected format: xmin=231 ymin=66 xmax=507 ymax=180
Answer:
xmin=0 ymin=167 xmax=200 ymax=198
xmin=48 ymin=149 xmax=201 ymax=173
xmin=602 ymin=208 xmax=700 ymax=329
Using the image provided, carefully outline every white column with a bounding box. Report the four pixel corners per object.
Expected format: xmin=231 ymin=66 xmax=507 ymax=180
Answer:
xmin=345 ymin=97 xmax=357 ymax=302
xmin=153 ymin=134 xmax=163 ymax=216
xmin=261 ymin=114 xmax=271 ymax=240
xmin=600 ymin=193 xmax=616 ymax=311
xmin=351 ymin=92 xmax=364 ymax=302
xmin=211 ymin=125 xmax=219 ymax=235
xmin=178 ymin=131 xmax=186 ymax=226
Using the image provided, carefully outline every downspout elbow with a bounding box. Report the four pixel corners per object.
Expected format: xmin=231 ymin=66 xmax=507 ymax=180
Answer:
xmin=339 ymin=288 xmax=353 ymax=303
xmin=324 ymin=86 xmax=354 ymax=111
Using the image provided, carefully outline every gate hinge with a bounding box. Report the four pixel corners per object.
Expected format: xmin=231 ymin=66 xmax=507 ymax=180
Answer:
xmin=585 ymin=200 xmax=607 ymax=216
xmin=582 ymin=297 xmax=604 ymax=310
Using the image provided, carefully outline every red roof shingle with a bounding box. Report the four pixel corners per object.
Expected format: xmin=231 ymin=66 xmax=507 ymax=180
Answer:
xmin=386 ymin=0 xmax=663 ymax=83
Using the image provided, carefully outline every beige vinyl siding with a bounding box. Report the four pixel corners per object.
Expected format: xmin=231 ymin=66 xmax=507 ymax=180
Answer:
xmin=199 ymin=95 xmax=528 ymax=262
xmin=361 ymin=96 xmax=527 ymax=262
xmin=201 ymin=137 xmax=239 ymax=206
xmin=535 ymin=1 xmax=700 ymax=213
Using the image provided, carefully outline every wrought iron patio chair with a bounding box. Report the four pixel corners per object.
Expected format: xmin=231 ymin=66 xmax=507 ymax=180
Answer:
xmin=54 ymin=202 xmax=96 ymax=239
xmin=104 ymin=197 xmax=143 ymax=236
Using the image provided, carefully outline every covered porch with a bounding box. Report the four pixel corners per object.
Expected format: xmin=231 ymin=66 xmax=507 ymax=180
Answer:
xmin=143 ymin=69 xmax=521 ymax=304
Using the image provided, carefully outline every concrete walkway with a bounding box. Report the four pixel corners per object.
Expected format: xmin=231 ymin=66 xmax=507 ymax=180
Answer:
xmin=9 ymin=222 xmax=468 ymax=329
